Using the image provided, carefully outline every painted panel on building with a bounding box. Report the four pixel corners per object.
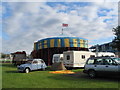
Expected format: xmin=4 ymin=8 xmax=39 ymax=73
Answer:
xmin=50 ymin=39 xmax=54 ymax=47
xmin=57 ymin=39 xmax=61 ymax=47
xmin=73 ymin=39 xmax=77 ymax=47
xmin=44 ymin=40 xmax=47 ymax=48
xmin=80 ymin=39 xmax=84 ymax=47
xmin=35 ymin=37 xmax=88 ymax=49
xmin=85 ymin=40 xmax=88 ymax=48
xmin=64 ymin=38 xmax=70 ymax=47
xmin=39 ymin=42 xmax=42 ymax=49
xmin=34 ymin=43 xmax=37 ymax=50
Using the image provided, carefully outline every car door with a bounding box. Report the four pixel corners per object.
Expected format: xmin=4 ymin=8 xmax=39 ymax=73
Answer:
xmin=103 ymin=59 xmax=119 ymax=75
xmin=94 ymin=59 xmax=105 ymax=74
xmin=31 ymin=60 xmax=38 ymax=70
xmin=37 ymin=60 xmax=42 ymax=69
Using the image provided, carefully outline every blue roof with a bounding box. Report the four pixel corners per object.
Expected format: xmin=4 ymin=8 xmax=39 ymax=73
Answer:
xmin=37 ymin=36 xmax=87 ymax=42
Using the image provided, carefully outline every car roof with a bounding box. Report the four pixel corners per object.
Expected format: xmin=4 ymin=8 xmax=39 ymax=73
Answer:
xmin=88 ymin=56 xmax=114 ymax=59
xmin=33 ymin=59 xmax=43 ymax=61
xmin=27 ymin=59 xmax=43 ymax=61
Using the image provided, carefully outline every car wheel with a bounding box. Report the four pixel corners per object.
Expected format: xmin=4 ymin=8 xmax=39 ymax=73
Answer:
xmin=25 ymin=68 xmax=30 ymax=73
xmin=88 ymin=70 xmax=96 ymax=78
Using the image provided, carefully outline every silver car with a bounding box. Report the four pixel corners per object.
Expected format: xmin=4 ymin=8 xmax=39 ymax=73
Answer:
xmin=17 ymin=59 xmax=47 ymax=73
xmin=83 ymin=57 xmax=120 ymax=78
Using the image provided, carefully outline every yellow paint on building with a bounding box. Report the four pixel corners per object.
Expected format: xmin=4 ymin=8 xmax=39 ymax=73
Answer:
xmin=34 ymin=43 xmax=36 ymax=50
xmin=50 ymin=39 xmax=54 ymax=47
xmin=64 ymin=39 xmax=70 ymax=47
xmin=57 ymin=39 xmax=61 ymax=47
xmin=80 ymin=39 xmax=84 ymax=47
xmin=73 ymin=39 xmax=77 ymax=47
xmin=39 ymin=42 xmax=42 ymax=49
xmin=44 ymin=40 xmax=47 ymax=48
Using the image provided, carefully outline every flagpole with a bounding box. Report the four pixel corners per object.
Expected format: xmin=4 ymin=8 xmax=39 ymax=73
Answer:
xmin=62 ymin=23 xmax=68 ymax=35
xmin=62 ymin=28 xmax=63 ymax=35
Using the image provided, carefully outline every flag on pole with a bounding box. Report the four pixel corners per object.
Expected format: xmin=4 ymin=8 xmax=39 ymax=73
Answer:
xmin=62 ymin=23 xmax=68 ymax=27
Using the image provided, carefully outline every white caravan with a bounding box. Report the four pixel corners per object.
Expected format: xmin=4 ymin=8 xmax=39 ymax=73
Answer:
xmin=63 ymin=51 xmax=96 ymax=68
xmin=52 ymin=51 xmax=115 ymax=68
xmin=52 ymin=54 xmax=63 ymax=63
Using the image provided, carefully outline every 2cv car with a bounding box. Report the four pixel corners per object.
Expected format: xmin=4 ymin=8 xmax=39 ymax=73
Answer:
xmin=17 ymin=59 xmax=47 ymax=73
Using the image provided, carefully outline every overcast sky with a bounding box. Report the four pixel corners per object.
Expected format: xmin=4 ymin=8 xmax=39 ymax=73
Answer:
xmin=1 ymin=1 xmax=118 ymax=54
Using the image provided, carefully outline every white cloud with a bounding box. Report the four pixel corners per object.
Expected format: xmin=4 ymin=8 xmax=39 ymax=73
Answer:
xmin=2 ymin=2 xmax=118 ymax=54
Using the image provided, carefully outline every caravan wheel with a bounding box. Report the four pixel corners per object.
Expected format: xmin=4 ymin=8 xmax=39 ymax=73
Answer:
xmin=66 ymin=67 xmax=72 ymax=70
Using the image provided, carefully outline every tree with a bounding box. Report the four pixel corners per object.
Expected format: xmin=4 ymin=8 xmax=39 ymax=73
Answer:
xmin=112 ymin=26 xmax=120 ymax=51
xmin=1 ymin=53 xmax=6 ymax=58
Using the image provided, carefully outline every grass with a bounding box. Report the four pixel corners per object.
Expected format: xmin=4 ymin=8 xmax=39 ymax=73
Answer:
xmin=0 ymin=59 xmax=12 ymax=62
xmin=2 ymin=63 xmax=119 ymax=88
xmin=0 ymin=59 xmax=12 ymax=61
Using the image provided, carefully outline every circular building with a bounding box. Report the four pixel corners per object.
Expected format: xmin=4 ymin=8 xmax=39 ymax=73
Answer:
xmin=31 ymin=36 xmax=88 ymax=65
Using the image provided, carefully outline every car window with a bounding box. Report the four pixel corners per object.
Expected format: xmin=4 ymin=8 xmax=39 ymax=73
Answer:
xmin=103 ymin=59 xmax=111 ymax=65
xmin=32 ymin=60 xmax=38 ymax=64
xmin=41 ymin=60 xmax=44 ymax=63
xmin=103 ymin=59 xmax=112 ymax=65
xmin=38 ymin=60 xmax=41 ymax=64
xmin=94 ymin=59 xmax=104 ymax=65
xmin=87 ymin=59 xmax=94 ymax=65
xmin=26 ymin=60 xmax=32 ymax=64
xmin=103 ymin=59 xmax=118 ymax=65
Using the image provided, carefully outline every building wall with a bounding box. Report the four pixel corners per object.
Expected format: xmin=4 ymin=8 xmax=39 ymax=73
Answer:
xmin=32 ymin=37 xmax=89 ymax=65
xmin=34 ymin=37 xmax=88 ymax=50
xmin=97 ymin=43 xmax=114 ymax=52
xmin=90 ymin=42 xmax=120 ymax=58
xmin=115 ymin=52 xmax=120 ymax=58
xmin=31 ymin=47 xmax=88 ymax=65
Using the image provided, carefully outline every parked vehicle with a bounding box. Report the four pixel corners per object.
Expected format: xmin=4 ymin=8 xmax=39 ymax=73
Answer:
xmin=11 ymin=51 xmax=27 ymax=65
xmin=83 ymin=57 xmax=120 ymax=78
xmin=52 ymin=51 xmax=115 ymax=68
xmin=63 ymin=51 xmax=96 ymax=68
xmin=52 ymin=54 xmax=63 ymax=63
xmin=17 ymin=59 xmax=47 ymax=73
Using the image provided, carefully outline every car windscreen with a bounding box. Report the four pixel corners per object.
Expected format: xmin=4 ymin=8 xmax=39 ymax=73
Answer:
xmin=86 ymin=59 xmax=95 ymax=65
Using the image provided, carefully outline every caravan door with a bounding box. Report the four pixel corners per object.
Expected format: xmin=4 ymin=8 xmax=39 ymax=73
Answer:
xmin=52 ymin=54 xmax=63 ymax=63
xmin=63 ymin=52 xmax=73 ymax=67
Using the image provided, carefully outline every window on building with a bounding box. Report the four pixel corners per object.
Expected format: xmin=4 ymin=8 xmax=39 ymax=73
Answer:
xmin=67 ymin=55 xmax=70 ymax=60
xmin=82 ymin=55 xmax=85 ymax=59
